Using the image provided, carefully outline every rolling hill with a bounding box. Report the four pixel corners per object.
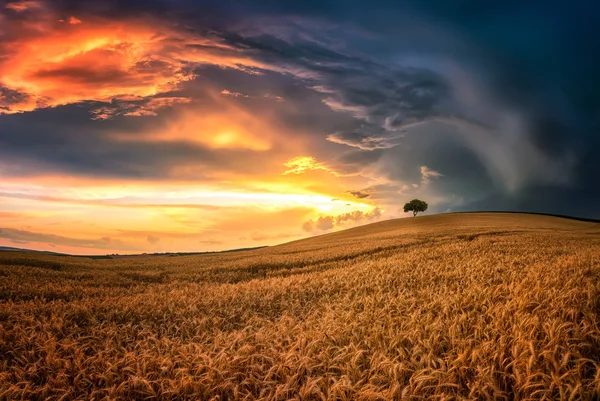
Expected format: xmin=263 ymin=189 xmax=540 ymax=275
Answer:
xmin=1 ymin=213 xmax=599 ymax=399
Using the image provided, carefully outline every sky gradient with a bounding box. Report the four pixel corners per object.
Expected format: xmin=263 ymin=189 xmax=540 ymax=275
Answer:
xmin=1 ymin=0 xmax=599 ymax=254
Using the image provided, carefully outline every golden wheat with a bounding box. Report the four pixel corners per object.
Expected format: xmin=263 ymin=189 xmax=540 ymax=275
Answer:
xmin=1 ymin=213 xmax=599 ymax=400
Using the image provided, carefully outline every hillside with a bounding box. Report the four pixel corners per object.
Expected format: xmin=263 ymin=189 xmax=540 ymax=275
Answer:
xmin=1 ymin=213 xmax=600 ymax=399
xmin=278 ymin=212 xmax=600 ymax=245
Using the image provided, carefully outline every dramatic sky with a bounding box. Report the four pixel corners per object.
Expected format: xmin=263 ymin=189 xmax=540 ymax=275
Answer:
xmin=1 ymin=0 xmax=599 ymax=254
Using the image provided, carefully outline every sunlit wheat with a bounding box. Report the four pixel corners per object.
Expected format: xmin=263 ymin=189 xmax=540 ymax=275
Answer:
xmin=1 ymin=213 xmax=599 ymax=400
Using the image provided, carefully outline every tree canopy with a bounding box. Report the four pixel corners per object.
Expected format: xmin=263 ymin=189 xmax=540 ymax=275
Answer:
xmin=403 ymin=199 xmax=428 ymax=217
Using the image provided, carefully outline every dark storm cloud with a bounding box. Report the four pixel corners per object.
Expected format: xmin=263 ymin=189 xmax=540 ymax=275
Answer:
xmin=167 ymin=3 xmax=587 ymax=202
xmin=205 ymin=27 xmax=457 ymax=151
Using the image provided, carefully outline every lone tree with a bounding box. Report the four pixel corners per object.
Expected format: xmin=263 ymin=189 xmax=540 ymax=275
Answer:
xmin=404 ymin=199 xmax=428 ymax=217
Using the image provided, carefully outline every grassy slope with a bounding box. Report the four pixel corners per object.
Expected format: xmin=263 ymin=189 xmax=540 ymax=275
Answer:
xmin=1 ymin=213 xmax=600 ymax=399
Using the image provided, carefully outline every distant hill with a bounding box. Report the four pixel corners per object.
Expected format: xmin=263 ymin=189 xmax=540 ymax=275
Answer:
xmin=0 ymin=245 xmax=269 ymax=259
xmin=276 ymin=211 xmax=600 ymax=247
xmin=0 ymin=246 xmax=68 ymax=256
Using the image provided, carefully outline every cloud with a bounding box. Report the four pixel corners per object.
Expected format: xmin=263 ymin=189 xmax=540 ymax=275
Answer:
xmin=348 ymin=190 xmax=370 ymax=199
xmin=0 ymin=105 xmax=288 ymax=181
xmin=0 ymin=190 xmax=230 ymax=210
xmin=264 ymin=93 xmax=285 ymax=102
xmin=2 ymin=2 xmax=455 ymax=127
xmin=333 ymin=112 xmax=574 ymax=195
xmin=0 ymin=17 xmax=196 ymax=114
xmin=316 ymin=216 xmax=335 ymax=231
xmin=347 ymin=184 xmax=407 ymax=201
xmin=7 ymin=1 xmax=566 ymax=194
xmin=0 ymin=5 xmax=278 ymax=116
xmin=0 ymin=227 xmax=134 ymax=251
xmin=334 ymin=208 xmax=382 ymax=225
xmin=303 ymin=207 xmax=382 ymax=232
xmin=327 ymin=127 xmax=404 ymax=150
xmin=147 ymin=235 xmax=160 ymax=244
xmin=420 ymin=165 xmax=443 ymax=184
xmin=131 ymin=107 xmax=275 ymax=151
xmin=220 ymin=89 xmax=250 ymax=98
xmin=91 ymin=97 xmax=192 ymax=120
xmin=4 ymin=1 xmax=41 ymax=12
xmin=221 ymin=89 xmax=284 ymax=102
xmin=282 ymin=156 xmax=338 ymax=176
xmin=301 ymin=221 xmax=314 ymax=232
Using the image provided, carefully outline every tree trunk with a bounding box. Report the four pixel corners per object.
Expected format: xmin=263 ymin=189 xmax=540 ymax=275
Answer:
xmin=413 ymin=211 xmax=417 ymax=217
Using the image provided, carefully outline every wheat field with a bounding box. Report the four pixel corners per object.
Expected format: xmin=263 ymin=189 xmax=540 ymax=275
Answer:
xmin=1 ymin=212 xmax=600 ymax=400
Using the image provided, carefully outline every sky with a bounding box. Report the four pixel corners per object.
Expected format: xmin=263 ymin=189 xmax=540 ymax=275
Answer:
xmin=1 ymin=0 xmax=599 ymax=254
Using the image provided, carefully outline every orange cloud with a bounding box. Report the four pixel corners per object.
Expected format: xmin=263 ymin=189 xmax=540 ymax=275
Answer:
xmin=110 ymin=92 xmax=278 ymax=151
xmin=0 ymin=8 xmax=272 ymax=115
xmin=125 ymin=112 xmax=272 ymax=150
xmin=283 ymin=156 xmax=339 ymax=176
xmin=0 ymin=22 xmax=192 ymax=113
